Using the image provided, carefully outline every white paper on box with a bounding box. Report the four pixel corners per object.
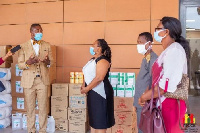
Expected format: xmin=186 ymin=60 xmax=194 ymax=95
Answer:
xmin=109 ymin=72 xmax=119 ymax=85
xmin=16 ymin=81 xmax=23 ymax=93
xmin=117 ymin=85 xmax=125 ymax=97
xmin=17 ymin=98 xmax=24 ymax=109
xmin=112 ymin=84 xmax=117 ymax=96
xmin=69 ymin=96 xmax=86 ymax=108
xmin=125 ymin=85 xmax=135 ymax=97
xmin=15 ymin=64 xmax=23 ymax=76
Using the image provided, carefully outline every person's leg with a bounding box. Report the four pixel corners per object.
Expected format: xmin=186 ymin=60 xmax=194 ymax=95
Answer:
xmin=95 ymin=129 xmax=106 ymax=133
xmin=24 ymin=86 xmax=36 ymax=133
xmin=35 ymin=78 xmax=48 ymax=133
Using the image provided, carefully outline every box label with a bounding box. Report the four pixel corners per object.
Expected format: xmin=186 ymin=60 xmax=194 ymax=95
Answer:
xmin=16 ymin=64 xmax=23 ymax=76
xmin=17 ymin=98 xmax=24 ymax=109
xmin=69 ymin=96 xmax=86 ymax=108
xmin=16 ymin=81 xmax=23 ymax=93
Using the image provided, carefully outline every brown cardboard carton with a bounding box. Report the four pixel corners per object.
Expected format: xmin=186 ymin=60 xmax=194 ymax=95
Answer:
xmin=68 ymin=108 xmax=87 ymax=122
xmin=12 ymin=96 xmax=50 ymax=114
xmin=54 ymin=118 xmax=68 ymax=132
xmin=69 ymin=95 xmax=87 ymax=108
xmin=69 ymin=83 xmax=85 ymax=96
xmin=52 ymin=83 xmax=68 ymax=96
xmin=51 ymin=107 xmax=68 ymax=119
xmin=114 ymin=97 xmax=134 ymax=112
xmin=112 ymin=124 xmax=133 ymax=133
xmin=69 ymin=121 xmax=87 ymax=133
xmin=114 ymin=111 xmax=134 ymax=126
xmin=51 ymin=95 xmax=68 ymax=107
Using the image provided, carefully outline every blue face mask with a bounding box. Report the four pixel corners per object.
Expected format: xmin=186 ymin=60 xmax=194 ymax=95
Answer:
xmin=90 ymin=47 xmax=95 ymax=55
xmin=154 ymin=30 xmax=166 ymax=43
xmin=34 ymin=33 xmax=43 ymax=41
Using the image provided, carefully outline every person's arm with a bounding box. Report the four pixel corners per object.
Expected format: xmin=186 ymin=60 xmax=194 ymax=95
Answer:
xmin=18 ymin=49 xmax=29 ymax=70
xmin=40 ymin=44 xmax=54 ymax=67
xmin=0 ymin=51 xmax=13 ymax=65
xmin=81 ymin=59 xmax=110 ymax=94
xmin=139 ymin=85 xmax=165 ymax=106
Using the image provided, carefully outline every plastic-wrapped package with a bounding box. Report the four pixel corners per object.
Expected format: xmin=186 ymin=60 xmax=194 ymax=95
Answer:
xmin=0 ymin=107 xmax=12 ymax=120
xmin=0 ymin=94 xmax=12 ymax=108
xmin=0 ymin=81 xmax=11 ymax=94
xmin=0 ymin=117 xmax=11 ymax=129
xmin=0 ymin=68 xmax=11 ymax=81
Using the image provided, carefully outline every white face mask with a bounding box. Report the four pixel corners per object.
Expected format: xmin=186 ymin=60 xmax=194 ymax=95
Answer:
xmin=137 ymin=41 xmax=151 ymax=55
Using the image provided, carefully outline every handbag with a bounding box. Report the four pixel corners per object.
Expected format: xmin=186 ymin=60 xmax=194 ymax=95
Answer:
xmin=139 ymin=85 xmax=167 ymax=133
xmin=164 ymin=74 xmax=189 ymax=100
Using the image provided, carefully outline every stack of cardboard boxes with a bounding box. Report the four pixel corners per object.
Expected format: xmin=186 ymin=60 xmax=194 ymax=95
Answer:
xmin=108 ymin=72 xmax=137 ymax=133
xmin=112 ymin=97 xmax=137 ymax=133
xmin=51 ymin=83 xmax=88 ymax=133
xmin=11 ymin=45 xmax=56 ymax=115
xmin=68 ymin=83 xmax=88 ymax=133
xmin=51 ymin=83 xmax=69 ymax=131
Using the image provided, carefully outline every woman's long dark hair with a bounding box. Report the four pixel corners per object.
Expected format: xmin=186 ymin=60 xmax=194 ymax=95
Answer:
xmin=96 ymin=39 xmax=112 ymax=62
xmin=161 ymin=17 xmax=191 ymax=60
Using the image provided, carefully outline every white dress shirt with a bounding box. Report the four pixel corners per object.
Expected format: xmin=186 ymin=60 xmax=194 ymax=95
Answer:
xmin=31 ymin=39 xmax=40 ymax=56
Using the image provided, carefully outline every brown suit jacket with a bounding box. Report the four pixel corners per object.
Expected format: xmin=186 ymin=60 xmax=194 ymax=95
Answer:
xmin=18 ymin=40 xmax=54 ymax=88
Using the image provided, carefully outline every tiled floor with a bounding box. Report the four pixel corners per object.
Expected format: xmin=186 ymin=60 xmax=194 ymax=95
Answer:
xmin=1 ymin=95 xmax=200 ymax=133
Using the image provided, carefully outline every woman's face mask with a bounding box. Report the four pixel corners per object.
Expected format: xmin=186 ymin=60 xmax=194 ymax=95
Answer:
xmin=90 ymin=47 xmax=95 ymax=55
xmin=137 ymin=41 xmax=151 ymax=55
xmin=154 ymin=29 xmax=166 ymax=43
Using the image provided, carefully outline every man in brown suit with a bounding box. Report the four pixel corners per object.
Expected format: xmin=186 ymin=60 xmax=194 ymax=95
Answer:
xmin=18 ymin=24 xmax=54 ymax=133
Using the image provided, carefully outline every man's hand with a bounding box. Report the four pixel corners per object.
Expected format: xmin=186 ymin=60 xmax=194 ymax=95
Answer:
xmin=26 ymin=54 xmax=39 ymax=65
xmin=40 ymin=53 xmax=50 ymax=65
xmin=138 ymin=97 xmax=146 ymax=107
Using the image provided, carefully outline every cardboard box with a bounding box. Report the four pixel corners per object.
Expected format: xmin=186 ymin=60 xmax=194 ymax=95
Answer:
xmin=114 ymin=111 xmax=134 ymax=126
xmin=51 ymin=95 xmax=68 ymax=107
xmin=51 ymin=107 xmax=68 ymax=119
xmin=12 ymin=96 xmax=50 ymax=114
xmin=69 ymin=121 xmax=87 ymax=133
xmin=112 ymin=125 xmax=133 ymax=133
xmin=114 ymin=97 xmax=134 ymax=112
xmin=55 ymin=118 xmax=68 ymax=132
xmin=68 ymin=108 xmax=87 ymax=122
xmin=69 ymin=83 xmax=85 ymax=96
xmin=69 ymin=95 xmax=87 ymax=108
xmin=52 ymin=83 xmax=69 ymax=96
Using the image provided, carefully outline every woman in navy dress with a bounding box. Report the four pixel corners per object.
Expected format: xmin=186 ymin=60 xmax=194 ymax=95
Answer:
xmin=81 ymin=39 xmax=115 ymax=133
